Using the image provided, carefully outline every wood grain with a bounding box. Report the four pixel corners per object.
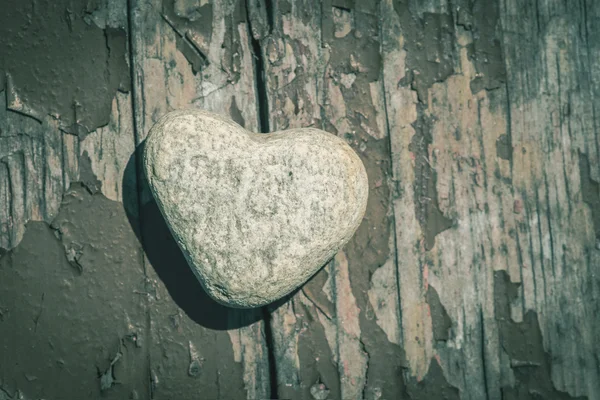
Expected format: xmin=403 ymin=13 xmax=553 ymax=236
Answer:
xmin=382 ymin=0 xmax=600 ymax=398
xmin=1 ymin=0 xmax=598 ymax=398
xmin=0 ymin=1 xmax=149 ymax=398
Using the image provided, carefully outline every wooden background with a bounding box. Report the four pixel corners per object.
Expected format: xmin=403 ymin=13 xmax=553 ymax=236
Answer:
xmin=1 ymin=0 xmax=599 ymax=399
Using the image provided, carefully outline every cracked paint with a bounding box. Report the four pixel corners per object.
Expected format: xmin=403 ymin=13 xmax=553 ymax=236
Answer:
xmin=0 ymin=0 xmax=130 ymax=135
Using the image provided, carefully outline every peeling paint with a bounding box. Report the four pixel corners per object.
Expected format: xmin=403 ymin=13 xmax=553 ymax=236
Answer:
xmin=409 ymin=112 xmax=453 ymax=251
xmin=268 ymin=300 xmax=302 ymax=397
xmin=0 ymin=0 xmax=130 ymax=135
xmin=407 ymin=358 xmax=460 ymax=400
xmin=187 ymin=341 xmax=202 ymax=377
xmin=296 ymin=290 xmax=342 ymax=400
xmin=494 ymin=271 xmax=587 ymax=399
xmin=321 ymin=6 xmax=412 ymax=399
xmin=332 ymin=7 xmax=353 ymax=39
xmin=0 ymin=185 xmax=148 ymax=399
xmin=392 ymin=1 xmax=456 ymax=102
xmin=161 ymin=12 xmax=209 ymax=74
xmin=496 ymin=133 xmax=513 ymax=161
xmin=174 ymin=0 xmax=210 ymax=20
xmin=460 ymin=0 xmax=506 ymax=93
xmin=229 ymin=96 xmax=246 ymax=127
xmin=426 ymin=286 xmax=451 ymax=342
xmin=79 ymin=151 xmax=102 ymax=195
xmin=99 ymin=348 xmax=123 ymax=392
xmin=367 ymin=252 xmax=401 ymax=345
xmin=80 ymin=91 xmax=137 ymax=204
xmin=579 ymin=152 xmax=600 ymax=241
xmin=310 ymin=380 xmax=331 ymax=399
xmin=332 ymin=251 xmax=368 ymax=399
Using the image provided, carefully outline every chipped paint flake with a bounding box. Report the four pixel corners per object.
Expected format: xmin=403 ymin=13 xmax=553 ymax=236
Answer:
xmin=333 ymin=251 xmax=368 ymax=399
xmin=367 ymin=254 xmax=401 ymax=345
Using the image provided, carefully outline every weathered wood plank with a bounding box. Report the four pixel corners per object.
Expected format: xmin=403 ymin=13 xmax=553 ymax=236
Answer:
xmin=319 ymin=3 xmax=409 ymax=399
xmin=0 ymin=101 xmax=67 ymax=252
xmin=0 ymin=0 xmax=135 ymax=252
xmin=249 ymin=1 xmax=343 ymax=398
xmin=382 ymin=0 xmax=599 ymax=399
xmin=0 ymin=187 xmax=150 ymax=399
xmin=500 ymin=0 xmax=600 ymax=397
xmin=382 ymin=1 xmax=509 ymax=397
xmin=127 ymin=0 xmax=270 ymax=398
xmin=0 ymin=0 xmax=149 ymax=398
xmin=259 ymin=1 xmax=408 ymax=399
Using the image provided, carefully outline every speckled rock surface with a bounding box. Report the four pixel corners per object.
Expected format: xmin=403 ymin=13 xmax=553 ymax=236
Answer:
xmin=143 ymin=109 xmax=368 ymax=308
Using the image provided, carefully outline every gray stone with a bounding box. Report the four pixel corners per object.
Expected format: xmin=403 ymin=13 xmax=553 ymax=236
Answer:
xmin=143 ymin=109 xmax=368 ymax=308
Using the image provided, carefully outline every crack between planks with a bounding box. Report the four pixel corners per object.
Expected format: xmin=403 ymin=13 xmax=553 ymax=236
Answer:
xmin=245 ymin=0 xmax=278 ymax=397
xmin=479 ymin=307 xmax=491 ymax=400
xmin=246 ymin=0 xmax=270 ymax=134
xmin=126 ymin=0 xmax=153 ymax=397
xmin=262 ymin=306 xmax=279 ymax=398
xmin=377 ymin=0 xmax=405 ymax=349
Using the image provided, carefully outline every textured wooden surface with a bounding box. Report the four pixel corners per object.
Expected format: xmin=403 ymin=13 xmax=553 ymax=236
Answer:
xmin=1 ymin=0 xmax=599 ymax=399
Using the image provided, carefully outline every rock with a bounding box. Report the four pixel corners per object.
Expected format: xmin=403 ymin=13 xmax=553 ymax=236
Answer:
xmin=143 ymin=109 xmax=368 ymax=308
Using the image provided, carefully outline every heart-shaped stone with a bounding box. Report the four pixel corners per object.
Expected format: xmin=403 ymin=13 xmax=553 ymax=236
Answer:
xmin=143 ymin=109 xmax=368 ymax=308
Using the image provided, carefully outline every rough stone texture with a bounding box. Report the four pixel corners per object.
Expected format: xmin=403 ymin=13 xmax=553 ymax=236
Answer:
xmin=143 ymin=109 xmax=369 ymax=308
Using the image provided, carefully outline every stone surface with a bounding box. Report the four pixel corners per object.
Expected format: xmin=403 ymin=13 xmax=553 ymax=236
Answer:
xmin=143 ymin=109 xmax=369 ymax=308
